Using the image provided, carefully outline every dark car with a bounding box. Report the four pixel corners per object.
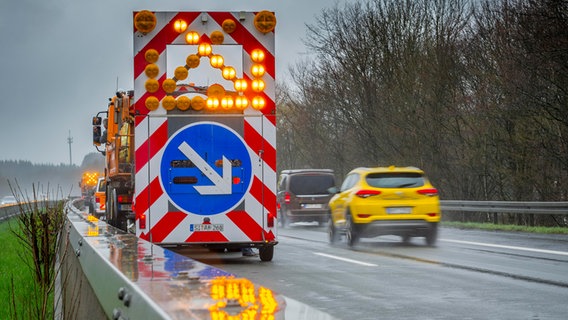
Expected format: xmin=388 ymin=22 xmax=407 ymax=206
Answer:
xmin=277 ymin=169 xmax=336 ymax=227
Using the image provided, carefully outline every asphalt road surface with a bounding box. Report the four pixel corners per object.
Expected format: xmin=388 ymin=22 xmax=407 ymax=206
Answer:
xmin=175 ymin=224 xmax=568 ymax=320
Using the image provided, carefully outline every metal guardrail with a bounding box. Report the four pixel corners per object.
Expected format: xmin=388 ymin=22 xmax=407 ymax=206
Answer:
xmin=0 ymin=200 xmax=61 ymax=221
xmin=5 ymin=200 xmax=567 ymax=222
xmin=0 ymin=203 xmax=22 ymax=221
xmin=441 ymin=200 xmax=568 ymax=214
xmin=59 ymin=199 xmax=337 ymax=320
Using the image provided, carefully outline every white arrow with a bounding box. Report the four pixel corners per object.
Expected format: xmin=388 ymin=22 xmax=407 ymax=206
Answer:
xmin=178 ymin=141 xmax=232 ymax=195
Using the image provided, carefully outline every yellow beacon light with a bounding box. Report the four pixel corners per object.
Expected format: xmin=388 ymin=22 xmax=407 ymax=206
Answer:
xmin=251 ymin=64 xmax=265 ymax=77
xmin=198 ymin=43 xmax=212 ymax=56
xmin=252 ymin=96 xmax=265 ymax=110
xmin=222 ymin=66 xmax=236 ymax=80
xmin=234 ymin=79 xmax=247 ymax=92
xmin=206 ymin=97 xmax=220 ymax=110
xmin=221 ymin=96 xmax=234 ymax=110
xmin=251 ymin=79 xmax=265 ymax=92
xmin=173 ymin=19 xmax=188 ymax=33
xmin=185 ymin=31 xmax=200 ymax=45
xmin=210 ymin=55 xmax=224 ymax=68
xmin=251 ymin=49 xmax=265 ymax=63
xmin=235 ymin=96 xmax=248 ymax=110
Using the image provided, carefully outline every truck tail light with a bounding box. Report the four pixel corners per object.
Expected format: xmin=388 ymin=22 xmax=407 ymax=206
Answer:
xmin=95 ymin=197 xmax=100 ymax=204
xmin=118 ymin=195 xmax=132 ymax=203
xmin=139 ymin=212 xmax=146 ymax=229
xmin=267 ymin=212 xmax=275 ymax=228
xmin=355 ymin=190 xmax=381 ymax=198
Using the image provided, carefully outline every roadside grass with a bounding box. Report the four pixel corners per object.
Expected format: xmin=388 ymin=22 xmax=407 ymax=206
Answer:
xmin=0 ymin=219 xmax=52 ymax=319
xmin=442 ymin=221 xmax=568 ymax=234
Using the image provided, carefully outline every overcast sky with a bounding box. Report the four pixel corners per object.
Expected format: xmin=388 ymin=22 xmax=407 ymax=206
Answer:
xmin=0 ymin=0 xmax=352 ymax=166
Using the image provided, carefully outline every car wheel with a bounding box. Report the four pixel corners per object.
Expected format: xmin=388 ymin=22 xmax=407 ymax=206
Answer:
xmin=278 ymin=209 xmax=287 ymax=228
xmin=280 ymin=209 xmax=291 ymax=228
xmin=346 ymin=212 xmax=359 ymax=247
xmin=328 ymin=215 xmax=340 ymax=244
xmin=259 ymin=246 xmax=274 ymax=262
xmin=425 ymin=223 xmax=438 ymax=247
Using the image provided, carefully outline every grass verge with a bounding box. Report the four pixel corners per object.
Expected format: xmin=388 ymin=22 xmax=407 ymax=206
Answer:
xmin=442 ymin=221 xmax=568 ymax=234
xmin=0 ymin=218 xmax=51 ymax=319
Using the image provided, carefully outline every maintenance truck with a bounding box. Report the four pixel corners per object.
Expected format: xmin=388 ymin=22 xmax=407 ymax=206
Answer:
xmin=92 ymin=10 xmax=278 ymax=261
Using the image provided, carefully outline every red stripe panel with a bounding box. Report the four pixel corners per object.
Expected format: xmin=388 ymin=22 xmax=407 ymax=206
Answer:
xmin=135 ymin=177 xmax=163 ymax=215
xmin=134 ymin=12 xmax=201 ymax=78
xmin=249 ymin=177 xmax=277 ymax=213
xmin=186 ymin=231 xmax=229 ymax=243
xmin=244 ymin=121 xmax=276 ymax=171
xmin=135 ymin=120 xmax=168 ymax=174
xmin=226 ymin=210 xmax=265 ymax=241
xmin=208 ymin=12 xmax=275 ymax=78
xmin=144 ymin=211 xmax=188 ymax=243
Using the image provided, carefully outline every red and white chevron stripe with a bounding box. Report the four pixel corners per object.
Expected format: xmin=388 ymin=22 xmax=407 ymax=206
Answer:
xmin=132 ymin=11 xmax=276 ymax=245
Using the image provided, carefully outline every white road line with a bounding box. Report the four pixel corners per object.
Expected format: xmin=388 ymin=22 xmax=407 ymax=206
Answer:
xmin=314 ymin=252 xmax=378 ymax=267
xmin=441 ymin=239 xmax=568 ymax=257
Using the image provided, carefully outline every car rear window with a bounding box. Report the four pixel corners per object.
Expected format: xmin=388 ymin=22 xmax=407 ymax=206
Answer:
xmin=289 ymin=175 xmax=335 ymax=195
xmin=366 ymin=172 xmax=425 ymax=188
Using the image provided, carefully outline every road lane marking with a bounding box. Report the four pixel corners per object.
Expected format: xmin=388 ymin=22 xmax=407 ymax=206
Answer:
xmin=314 ymin=252 xmax=378 ymax=267
xmin=441 ymin=239 xmax=568 ymax=257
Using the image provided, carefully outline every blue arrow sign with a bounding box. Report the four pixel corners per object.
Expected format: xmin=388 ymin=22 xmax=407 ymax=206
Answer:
xmin=159 ymin=122 xmax=253 ymax=215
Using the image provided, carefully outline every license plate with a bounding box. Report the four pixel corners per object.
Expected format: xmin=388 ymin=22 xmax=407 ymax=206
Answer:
xmin=386 ymin=207 xmax=411 ymax=214
xmin=303 ymin=204 xmax=323 ymax=209
xmin=192 ymin=224 xmax=224 ymax=232
xmin=120 ymin=204 xmax=132 ymax=211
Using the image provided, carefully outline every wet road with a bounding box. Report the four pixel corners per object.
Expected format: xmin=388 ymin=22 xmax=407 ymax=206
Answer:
xmin=175 ymin=225 xmax=568 ymax=320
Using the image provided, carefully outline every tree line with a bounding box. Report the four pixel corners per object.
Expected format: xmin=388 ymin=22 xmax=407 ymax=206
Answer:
xmin=276 ymin=0 xmax=567 ymax=226
xmin=0 ymin=153 xmax=104 ymax=199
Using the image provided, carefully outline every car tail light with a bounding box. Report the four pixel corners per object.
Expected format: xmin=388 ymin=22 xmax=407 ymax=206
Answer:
xmin=355 ymin=190 xmax=381 ymax=198
xmin=417 ymin=188 xmax=438 ymax=197
xmin=284 ymin=192 xmax=291 ymax=204
xmin=357 ymin=214 xmax=371 ymax=218
xmin=118 ymin=195 xmax=132 ymax=203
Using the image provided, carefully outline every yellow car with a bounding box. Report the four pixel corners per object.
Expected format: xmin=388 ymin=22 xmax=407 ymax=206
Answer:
xmin=328 ymin=166 xmax=441 ymax=246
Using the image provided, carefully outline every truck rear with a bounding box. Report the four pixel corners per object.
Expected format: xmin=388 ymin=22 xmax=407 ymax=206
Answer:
xmin=132 ymin=10 xmax=278 ymax=261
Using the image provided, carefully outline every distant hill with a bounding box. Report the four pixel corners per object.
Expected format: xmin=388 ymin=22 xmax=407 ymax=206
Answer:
xmin=0 ymin=152 xmax=105 ymax=199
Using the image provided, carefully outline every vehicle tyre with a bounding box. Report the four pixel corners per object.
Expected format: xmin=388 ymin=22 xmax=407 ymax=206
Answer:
xmin=346 ymin=212 xmax=359 ymax=247
xmin=425 ymin=223 xmax=438 ymax=247
xmin=279 ymin=209 xmax=291 ymax=228
xmin=278 ymin=209 xmax=286 ymax=228
xmin=106 ymin=187 xmax=116 ymax=227
xmin=259 ymin=246 xmax=274 ymax=262
xmin=111 ymin=189 xmax=126 ymax=232
xmin=328 ymin=215 xmax=340 ymax=244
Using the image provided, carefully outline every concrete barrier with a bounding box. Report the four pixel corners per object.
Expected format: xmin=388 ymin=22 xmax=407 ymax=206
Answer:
xmin=57 ymin=200 xmax=337 ymax=319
